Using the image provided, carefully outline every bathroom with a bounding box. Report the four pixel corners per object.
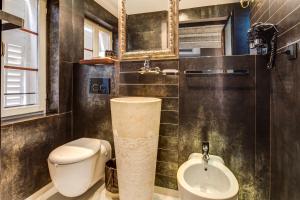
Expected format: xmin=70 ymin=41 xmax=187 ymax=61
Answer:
xmin=0 ymin=0 xmax=299 ymax=199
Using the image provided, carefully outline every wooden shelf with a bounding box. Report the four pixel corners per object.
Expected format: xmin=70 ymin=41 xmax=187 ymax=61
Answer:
xmin=79 ymin=57 xmax=118 ymax=65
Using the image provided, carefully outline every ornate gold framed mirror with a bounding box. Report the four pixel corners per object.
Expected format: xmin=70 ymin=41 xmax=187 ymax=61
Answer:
xmin=118 ymin=0 xmax=179 ymax=61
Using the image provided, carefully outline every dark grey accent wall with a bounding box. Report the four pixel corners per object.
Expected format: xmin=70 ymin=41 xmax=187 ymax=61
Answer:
xmin=1 ymin=0 xmax=83 ymax=199
xmin=73 ymin=55 xmax=270 ymax=199
xmin=179 ymin=55 xmax=270 ymax=200
xmin=72 ymin=0 xmax=119 ymax=155
xmin=251 ymin=1 xmax=300 ymax=200
xmin=73 ymin=61 xmax=180 ymax=190
xmin=47 ymin=0 xmax=60 ymax=112
xmin=47 ymin=0 xmax=117 ymax=114
xmin=73 ymin=64 xmax=119 ymax=152
xmin=1 ymin=113 xmax=72 ymax=200
xmin=0 ymin=1 xmax=118 ymax=199
xmin=119 ymin=60 xmax=179 ymax=189
xmin=47 ymin=0 xmax=84 ymax=113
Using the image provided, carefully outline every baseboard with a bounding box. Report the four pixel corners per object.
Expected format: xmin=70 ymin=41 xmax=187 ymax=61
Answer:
xmin=26 ymin=182 xmax=179 ymax=199
xmin=25 ymin=182 xmax=57 ymax=200
xmin=154 ymin=186 xmax=179 ymax=197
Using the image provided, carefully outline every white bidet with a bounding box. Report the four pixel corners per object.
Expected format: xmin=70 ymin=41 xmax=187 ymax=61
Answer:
xmin=177 ymin=153 xmax=239 ymax=200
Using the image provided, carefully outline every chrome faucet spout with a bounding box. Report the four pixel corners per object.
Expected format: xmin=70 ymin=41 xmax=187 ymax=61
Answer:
xmin=138 ymin=58 xmax=161 ymax=75
xmin=202 ymin=142 xmax=210 ymax=163
xmin=144 ymin=58 xmax=150 ymax=69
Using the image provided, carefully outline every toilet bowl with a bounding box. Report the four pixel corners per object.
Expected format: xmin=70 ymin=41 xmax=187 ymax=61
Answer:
xmin=48 ymin=138 xmax=111 ymax=197
xmin=177 ymin=153 xmax=239 ymax=200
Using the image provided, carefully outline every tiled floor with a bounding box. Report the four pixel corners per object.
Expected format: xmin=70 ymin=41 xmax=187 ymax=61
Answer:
xmin=30 ymin=181 xmax=179 ymax=200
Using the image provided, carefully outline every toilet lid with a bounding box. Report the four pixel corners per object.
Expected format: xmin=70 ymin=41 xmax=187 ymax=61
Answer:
xmin=49 ymin=138 xmax=101 ymax=165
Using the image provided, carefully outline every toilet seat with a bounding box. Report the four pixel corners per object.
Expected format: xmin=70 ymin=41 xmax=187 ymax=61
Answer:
xmin=49 ymin=138 xmax=101 ymax=165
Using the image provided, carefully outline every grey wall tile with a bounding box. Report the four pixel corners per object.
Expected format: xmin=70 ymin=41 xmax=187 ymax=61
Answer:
xmin=120 ymin=73 xmax=178 ymax=85
xmin=0 ymin=113 xmax=72 ymax=200
xmin=59 ymin=61 xmax=73 ymax=113
xmin=119 ymin=85 xmax=178 ymax=97
xmin=156 ymin=162 xmax=178 ymax=178
xmin=1 ymin=125 xmax=14 ymax=200
xmin=179 ymin=56 xmax=268 ymax=199
xmin=155 ymin=174 xmax=177 ymax=190
xmin=157 ymin=149 xmax=178 ymax=163
xmin=73 ymin=64 xmax=117 ymax=154
xmin=160 ymin=124 xmax=179 ymax=137
xmin=161 ymin=111 xmax=179 ymax=124
xmin=252 ymin=0 xmax=300 ymax=198
xmin=158 ymin=136 xmax=179 ymax=151
xmin=161 ymin=98 xmax=178 ymax=111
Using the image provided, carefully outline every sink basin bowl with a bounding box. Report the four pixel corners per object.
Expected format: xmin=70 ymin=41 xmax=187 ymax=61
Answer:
xmin=111 ymin=97 xmax=161 ymax=138
xmin=110 ymin=97 xmax=162 ymax=200
xmin=177 ymin=153 xmax=239 ymax=200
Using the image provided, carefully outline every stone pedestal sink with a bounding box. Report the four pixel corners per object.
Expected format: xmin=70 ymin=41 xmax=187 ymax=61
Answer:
xmin=110 ymin=97 xmax=162 ymax=200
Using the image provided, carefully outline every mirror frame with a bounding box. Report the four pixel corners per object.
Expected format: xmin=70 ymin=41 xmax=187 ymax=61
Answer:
xmin=118 ymin=0 xmax=179 ymax=61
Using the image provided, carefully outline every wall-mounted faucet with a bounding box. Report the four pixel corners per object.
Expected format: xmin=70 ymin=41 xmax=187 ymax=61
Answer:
xmin=202 ymin=142 xmax=210 ymax=163
xmin=144 ymin=57 xmax=151 ymax=69
xmin=138 ymin=57 xmax=161 ymax=75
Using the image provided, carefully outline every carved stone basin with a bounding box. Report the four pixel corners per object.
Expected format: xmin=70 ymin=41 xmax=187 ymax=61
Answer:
xmin=110 ymin=97 xmax=162 ymax=200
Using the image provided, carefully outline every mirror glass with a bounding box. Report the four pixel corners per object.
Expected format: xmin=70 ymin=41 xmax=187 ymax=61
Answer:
xmin=125 ymin=0 xmax=169 ymax=52
xmin=179 ymin=2 xmax=250 ymax=57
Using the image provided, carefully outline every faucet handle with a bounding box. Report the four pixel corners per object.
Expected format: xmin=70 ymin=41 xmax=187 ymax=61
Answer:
xmin=144 ymin=58 xmax=150 ymax=68
xmin=202 ymin=141 xmax=209 ymax=154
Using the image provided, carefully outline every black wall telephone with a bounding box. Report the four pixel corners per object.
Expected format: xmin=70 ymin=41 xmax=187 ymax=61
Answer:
xmin=248 ymin=22 xmax=279 ymax=69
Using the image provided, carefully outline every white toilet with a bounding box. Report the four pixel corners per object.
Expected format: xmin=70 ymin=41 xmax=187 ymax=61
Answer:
xmin=177 ymin=153 xmax=239 ymax=200
xmin=48 ymin=138 xmax=111 ymax=197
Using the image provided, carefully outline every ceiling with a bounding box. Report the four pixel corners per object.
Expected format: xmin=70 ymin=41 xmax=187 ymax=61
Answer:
xmin=95 ymin=0 xmax=240 ymax=17
xmin=94 ymin=0 xmax=118 ymax=17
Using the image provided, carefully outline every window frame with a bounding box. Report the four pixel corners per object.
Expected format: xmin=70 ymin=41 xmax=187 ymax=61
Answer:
xmin=84 ymin=19 xmax=113 ymax=59
xmin=1 ymin=0 xmax=47 ymax=118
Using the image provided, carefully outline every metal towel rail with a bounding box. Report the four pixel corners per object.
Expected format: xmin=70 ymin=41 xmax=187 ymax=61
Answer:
xmin=184 ymin=69 xmax=249 ymax=76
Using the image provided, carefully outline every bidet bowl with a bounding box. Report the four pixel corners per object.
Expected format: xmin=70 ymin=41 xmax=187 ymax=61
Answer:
xmin=177 ymin=155 xmax=239 ymax=200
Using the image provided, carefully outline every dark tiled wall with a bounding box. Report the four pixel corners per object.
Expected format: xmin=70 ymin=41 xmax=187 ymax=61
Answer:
xmin=74 ymin=55 xmax=270 ymax=198
xmin=0 ymin=1 xmax=118 ymax=199
xmin=73 ymin=61 xmax=180 ymax=189
xmin=1 ymin=113 xmax=72 ymax=200
xmin=251 ymin=1 xmax=300 ymax=199
xmin=1 ymin=0 xmax=83 ymax=199
xmin=73 ymin=64 xmax=119 ymax=152
xmin=47 ymin=0 xmax=84 ymax=113
xmin=180 ymin=56 xmax=270 ymax=200
xmin=72 ymin=0 xmax=119 ymax=154
xmin=47 ymin=0 xmax=117 ymax=114
xmin=119 ymin=60 xmax=179 ymax=189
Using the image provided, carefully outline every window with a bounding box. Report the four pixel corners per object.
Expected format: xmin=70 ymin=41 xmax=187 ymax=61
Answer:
xmin=84 ymin=19 xmax=113 ymax=59
xmin=1 ymin=0 xmax=47 ymax=117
